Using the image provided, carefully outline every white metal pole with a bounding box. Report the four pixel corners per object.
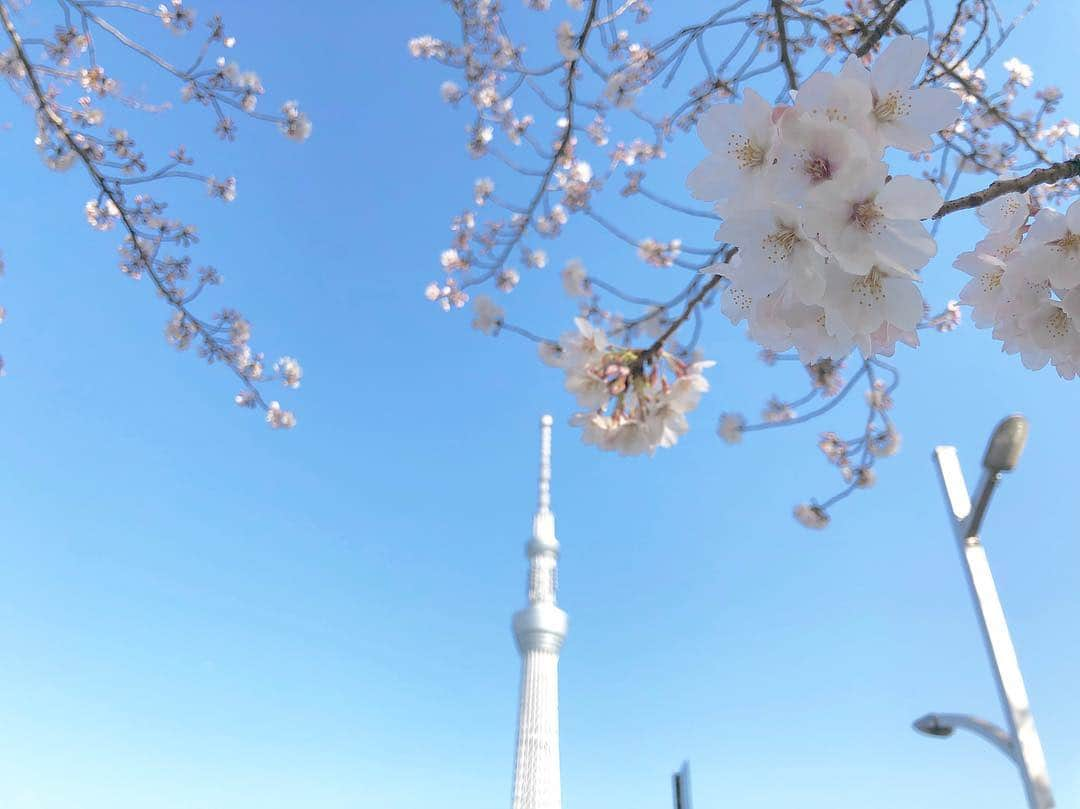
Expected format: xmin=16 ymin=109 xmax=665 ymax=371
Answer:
xmin=931 ymin=446 xmax=1054 ymax=809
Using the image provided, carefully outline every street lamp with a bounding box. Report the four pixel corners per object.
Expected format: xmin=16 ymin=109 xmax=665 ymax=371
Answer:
xmin=914 ymin=415 xmax=1054 ymax=809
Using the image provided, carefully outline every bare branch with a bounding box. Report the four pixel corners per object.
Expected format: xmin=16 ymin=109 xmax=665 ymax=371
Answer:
xmin=933 ymin=156 xmax=1080 ymax=218
xmin=855 ymin=0 xmax=911 ymax=57
xmin=770 ymin=0 xmax=799 ymax=92
xmin=638 ymin=250 xmax=734 ymax=364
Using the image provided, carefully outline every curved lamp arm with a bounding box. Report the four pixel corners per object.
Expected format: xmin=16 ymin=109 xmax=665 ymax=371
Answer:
xmin=913 ymin=712 xmax=1017 ymax=764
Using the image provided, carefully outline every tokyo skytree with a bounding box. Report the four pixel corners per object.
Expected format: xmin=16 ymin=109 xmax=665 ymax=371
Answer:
xmin=510 ymin=415 xmax=569 ymax=809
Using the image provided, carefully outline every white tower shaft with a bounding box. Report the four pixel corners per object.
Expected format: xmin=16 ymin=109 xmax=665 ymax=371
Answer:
xmin=511 ymin=415 xmax=567 ymax=809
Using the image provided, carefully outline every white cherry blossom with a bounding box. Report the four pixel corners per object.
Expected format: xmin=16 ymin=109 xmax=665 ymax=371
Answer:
xmin=413 ymin=1 xmax=1080 ymax=526
xmin=556 ymin=21 xmax=579 ymax=60
xmin=794 ymin=503 xmax=830 ymax=529
xmin=1016 ymin=202 xmax=1080 ymax=288
xmin=804 ymin=166 xmax=941 ymax=277
xmin=823 ymin=266 xmax=925 ymax=357
xmin=838 ymin=35 xmax=959 ymax=154
xmin=1003 ymin=57 xmax=1034 ymax=88
xmin=773 ymin=113 xmax=874 ymax=198
xmin=976 ymin=191 xmax=1030 ymax=234
xmin=716 ymin=202 xmax=827 ymax=304
xmin=955 ymin=249 xmax=1008 ymax=327
xmin=561 ymin=258 xmax=589 ymax=297
xmin=471 ymin=294 xmax=504 ymax=335
xmin=687 ymin=88 xmax=776 ymax=205
xmin=792 ymin=70 xmax=873 ymax=135
xmin=786 ymin=303 xmax=856 ymax=362
xmin=717 ymin=412 xmax=745 ymax=444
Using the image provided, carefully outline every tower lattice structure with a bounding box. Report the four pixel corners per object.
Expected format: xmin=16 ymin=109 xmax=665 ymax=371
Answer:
xmin=510 ymin=415 xmax=568 ymax=809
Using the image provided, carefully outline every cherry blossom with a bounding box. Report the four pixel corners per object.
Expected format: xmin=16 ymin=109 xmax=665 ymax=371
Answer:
xmin=472 ymin=295 xmax=504 ymax=335
xmin=716 ymin=413 xmax=745 ymax=444
xmin=804 ymin=167 xmax=941 ymax=278
xmin=714 ymin=203 xmax=827 ymax=305
xmin=266 ymin=401 xmax=297 ymax=430
xmin=774 ymin=114 xmax=874 ymax=198
xmin=274 ymin=356 xmax=303 ymax=389
xmin=1019 ymin=202 xmax=1080 ymax=288
xmin=561 ymin=258 xmax=589 ymax=297
xmin=824 ymin=267 xmax=924 ymax=357
xmin=687 ymin=88 xmax=776 ymax=205
xmin=976 ymin=191 xmax=1031 ymax=233
xmin=1003 ymin=57 xmax=1034 ymax=88
xmin=838 ymin=35 xmax=960 ymax=154
xmin=794 ymin=503 xmax=830 ymax=529
xmin=956 ymin=249 xmax=1009 ymax=328
xmin=556 ymin=21 xmax=579 ymax=61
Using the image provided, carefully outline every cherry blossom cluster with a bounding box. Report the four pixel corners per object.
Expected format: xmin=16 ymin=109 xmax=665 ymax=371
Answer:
xmin=416 ymin=0 xmax=1080 ymax=525
xmin=543 ymin=318 xmax=713 ymax=456
xmin=689 ymin=36 xmax=958 ymax=362
xmin=0 ymin=0 xmax=310 ymax=427
xmin=956 ymin=192 xmax=1080 ymax=378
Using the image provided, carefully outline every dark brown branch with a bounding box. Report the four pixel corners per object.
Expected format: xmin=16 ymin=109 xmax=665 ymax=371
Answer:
xmin=932 ymin=157 xmax=1080 ymax=219
xmin=770 ymin=0 xmax=799 ymax=92
xmin=637 ymin=275 xmax=721 ymax=364
xmin=854 ymin=0 xmax=911 ymax=57
xmin=638 ymin=248 xmax=736 ymax=364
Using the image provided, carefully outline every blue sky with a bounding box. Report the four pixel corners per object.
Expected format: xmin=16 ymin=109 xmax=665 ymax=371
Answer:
xmin=0 ymin=1 xmax=1078 ymax=807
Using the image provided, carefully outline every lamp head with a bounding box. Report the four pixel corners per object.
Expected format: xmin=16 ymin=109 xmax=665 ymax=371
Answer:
xmin=982 ymin=414 xmax=1029 ymax=474
xmin=913 ymin=714 xmax=954 ymax=737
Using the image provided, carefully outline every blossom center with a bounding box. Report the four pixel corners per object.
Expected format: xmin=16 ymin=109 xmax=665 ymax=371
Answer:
xmin=850 ymin=200 xmax=884 ymax=232
xmin=979 ymin=268 xmax=1003 ymax=293
xmin=762 ymin=225 xmax=799 ymax=263
xmin=1047 ymin=230 xmax=1080 ymax=257
xmin=802 ymin=153 xmax=832 ymax=183
xmin=727 ymin=134 xmax=765 ymax=169
xmin=873 ymin=90 xmax=910 ymax=122
xmin=1045 ymin=307 xmax=1071 ymax=340
xmin=849 ymin=269 xmax=886 ymax=307
xmin=993 ymin=242 xmax=1017 ymax=261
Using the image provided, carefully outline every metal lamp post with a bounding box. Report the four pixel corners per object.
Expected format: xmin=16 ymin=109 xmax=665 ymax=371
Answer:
xmin=914 ymin=414 xmax=1054 ymax=809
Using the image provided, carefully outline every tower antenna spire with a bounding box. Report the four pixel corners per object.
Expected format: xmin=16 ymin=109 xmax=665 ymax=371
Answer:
xmin=538 ymin=414 xmax=553 ymax=513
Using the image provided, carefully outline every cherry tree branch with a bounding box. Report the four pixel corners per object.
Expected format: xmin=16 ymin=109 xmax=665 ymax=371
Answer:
xmin=932 ymin=156 xmax=1080 ymax=218
xmin=854 ymin=0 xmax=911 ymax=57
xmin=458 ymin=0 xmax=601 ymax=290
xmin=0 ymin=0 xmax=297 ymax=417
xmin=637 ymin=250 xmax=734 ymax=364
xmin=770 ymin=0 xmax=799 ymax=92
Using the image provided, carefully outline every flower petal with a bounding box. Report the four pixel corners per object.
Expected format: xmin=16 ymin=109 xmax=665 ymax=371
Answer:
xmin=877 ymin=175 xmax=942 ymax=219
xmin=870 ymin=35 xmax=928 ymax=94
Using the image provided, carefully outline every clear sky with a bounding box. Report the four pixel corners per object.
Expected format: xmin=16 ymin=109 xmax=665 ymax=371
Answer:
xmin=0 ymin=1 xmax=1078 ymax=808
